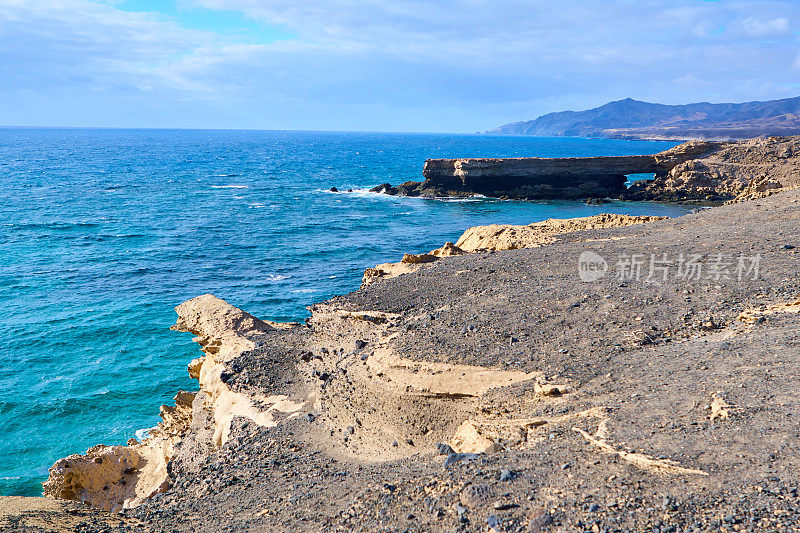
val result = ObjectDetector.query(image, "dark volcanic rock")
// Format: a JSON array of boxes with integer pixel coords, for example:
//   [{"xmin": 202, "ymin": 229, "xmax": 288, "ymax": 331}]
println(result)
[
  {"xmin": 624, "ymin": 136, "xmax": 800, "ymax": 202},
  {"xmin": 419, "ymin": 155, "xmax": 654, "ymax": 199},
  {"xmin": 371, "ymin": 141, "xmax": 721, "ymax": 200},
  {"xmin": 372, "ymin": 136, "xmax": 800, "ymax": 203}
]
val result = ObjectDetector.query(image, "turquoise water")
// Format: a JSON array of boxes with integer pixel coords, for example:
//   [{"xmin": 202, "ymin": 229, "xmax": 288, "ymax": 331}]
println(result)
[{"xmin": 0, "ymin": 129, "xmax": 685, "ymax": 495}]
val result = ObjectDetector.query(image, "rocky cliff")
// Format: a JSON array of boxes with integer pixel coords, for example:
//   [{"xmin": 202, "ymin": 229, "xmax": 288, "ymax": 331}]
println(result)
[
  {"xmin": 626, "ymin": 136, "xmax": 800, "ymax": 202},
  {"xmin": 419, "ymin": 155, "xmax": 656, "ymax": 199},
  {"xmin": 26, "ymin": 189, "xmax": 800, "ymax": 533},
  {"xmin": 25, "ymin": 189, "xmax": 800, "ymax": 532},
  {"xmin": 42, "ymin": 295, "xmax": 310, "ymax": 513},
  {"xmin": 367, "ymin": 136, "xmax": 800, "ymax": 203}
]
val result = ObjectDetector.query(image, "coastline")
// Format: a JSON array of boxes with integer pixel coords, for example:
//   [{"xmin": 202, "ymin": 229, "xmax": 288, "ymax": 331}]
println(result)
[
  {"xmin": 9, "ymin": 187, "xmax": 800, "ymax": 531},
  {"xmin": 1, "ymin": 130, "xmax": 689, "ymax": 500},
  {"xmin": 367, "ymin": 136, "xmax": 800, "ymax": 204}
]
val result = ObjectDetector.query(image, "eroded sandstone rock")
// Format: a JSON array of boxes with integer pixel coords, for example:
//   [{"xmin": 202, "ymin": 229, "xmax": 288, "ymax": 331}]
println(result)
[
  {"xmin": 42, "ymin": 389, "xmax": 194, "ymax": 512},
  {"xmin": 362, "ymin": 242, "xmax": 466, "ymax": 285},
  {"xmin": 362, "ymin": 214, "xmax": 663, "ymax": 285},
  {"xmin": 44, "ymin": 295, "xmax": 309, "ymax": 511},
  {"xmin": 455, "ymin": 213, "xmax": 665, "ymax": 252},
  {"xmin": 450, "ymin": 420, "xmax": 499, "ymax": 454}
]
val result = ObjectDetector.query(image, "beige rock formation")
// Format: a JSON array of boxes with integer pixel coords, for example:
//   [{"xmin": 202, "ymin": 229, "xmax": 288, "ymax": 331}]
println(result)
[
  {"xmin": 43, "ymin": 295, "xmax": 309, "ymax": 511},
  {"xmin": 363, "ymin": 214, "xmax": 664, "ymax": 284},
  {"xmin": 708, "ymin": 394, "xmax": 731, "ymax": 421},
  {"xmin": 362, "ymin": 242, "xmax": 466, "ymax": 285},
  {"xmin": 738, "ymin": 298, "xmax": 800, "ymax": 324},
  {"xmin": 455, "ymin": 213, "xmax": 666, "ymax": 252},
  {"xmin": 170, "ymin": 295, "xmax": 311, "ymax": 446},
  {"xmin": 303, "ymin": 304, "xmax": 542, "ymax": 463},
  {"xmin": 629, "ymin": 136, "xmax": 800, "ymax": 201},
  {"xmin": 42, "ymin": 389, "xmax": 193, "ymax": 512},
  {"xmin": 450, "ymin": 420, "xmax": 499, "ymax": 454}
]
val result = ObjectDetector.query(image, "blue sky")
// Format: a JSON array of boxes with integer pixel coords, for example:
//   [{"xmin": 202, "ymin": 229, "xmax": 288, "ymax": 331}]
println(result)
[{"xmin": 1, "ymin": 0, "xmax": 800, "ymax": 132}]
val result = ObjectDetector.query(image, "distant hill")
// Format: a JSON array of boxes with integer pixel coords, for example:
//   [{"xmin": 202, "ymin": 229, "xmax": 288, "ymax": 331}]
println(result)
[{"xmin": 488, "ymin": 97, "xmax": 800, "ymax": 140}]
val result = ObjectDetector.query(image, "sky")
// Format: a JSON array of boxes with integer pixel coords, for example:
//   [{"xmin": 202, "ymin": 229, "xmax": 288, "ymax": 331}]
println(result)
[{"xmin": 1, "ymin": 0, "xmax": 800, "ymax": 132}]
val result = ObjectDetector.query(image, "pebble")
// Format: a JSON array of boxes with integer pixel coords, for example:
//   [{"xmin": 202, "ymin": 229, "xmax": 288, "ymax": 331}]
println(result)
[
  {"xmin": 492, "ymin": 500, "xmax": 517, "ymax": 510},
  {"xmin": 527, "ymin": 509, "xmax": 553, "ymax": 532},
  {"xmin": 436, "ymin": 443, "xmax": 455, "ymax": 455},
  {"xmin": 444, "ymin": 452, "xmax": 478, "ymax": 469},
  {"xmin": 460, "ymin": 483, "xmax": 494, "ymax": 508},
  {"xmin": 346, "ymin": 426, "xmax": 355, "ymax": 435},
  {"xmin": 499, "ymin": 469, "xmax": 514, "ymax": 482}
]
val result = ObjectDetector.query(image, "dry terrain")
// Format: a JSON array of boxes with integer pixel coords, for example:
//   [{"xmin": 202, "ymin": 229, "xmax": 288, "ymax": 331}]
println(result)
[{"xmin": 4, "ymin": 189, "xmax": 800, "ymax": 532}]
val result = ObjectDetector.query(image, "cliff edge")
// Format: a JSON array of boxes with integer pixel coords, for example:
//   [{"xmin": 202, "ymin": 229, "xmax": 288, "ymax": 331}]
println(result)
[
  {"xmin": 368, "ymin": 136, "xmax": 800, "ymax": 202},
  {"xmin": 28, "ymin": 189, "xmax": 800, "ymax": 532}
]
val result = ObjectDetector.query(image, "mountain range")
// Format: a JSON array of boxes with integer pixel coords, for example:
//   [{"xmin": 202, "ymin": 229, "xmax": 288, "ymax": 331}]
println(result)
[{"xmin": 488, "ymin": 96, "xmax": 800, "ymax": 140}]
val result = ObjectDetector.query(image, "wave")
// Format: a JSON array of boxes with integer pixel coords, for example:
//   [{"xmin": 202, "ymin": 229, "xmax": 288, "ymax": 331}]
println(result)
[
  {"xmin": 5, "ymin": 222, "xmax": 100, "ymax": 231},
  {"xmin": 319, "ymin": 188, "xmax": 496, "ymax": 203},
  {"xmin": 212, "ymin": 174, "xmax": 241, "ymax": 178},
  {"xmin": 434, "ymin": 195, "xmax": 492, "ymax": 203},
  {"xmin": 135, "ymin": 427, "xmax": 155, "ymax": 442},
  {"xmin": 266, "ymin": 274, "xmax": 291, "ymax": 281},
  {"xmin": 211, "ymin": 184, "xmax": 248, "ymax": 189}
]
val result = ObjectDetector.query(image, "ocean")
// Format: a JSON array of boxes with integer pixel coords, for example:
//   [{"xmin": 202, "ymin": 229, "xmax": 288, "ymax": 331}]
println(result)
[{"xmin": 0, "ymin": 128, "xmax": 688, "ymax": 496}]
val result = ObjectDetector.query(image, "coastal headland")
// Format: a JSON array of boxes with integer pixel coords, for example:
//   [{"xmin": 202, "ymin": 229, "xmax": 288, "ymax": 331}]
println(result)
[
  {"xmin": 487, "ymin": 97, "xmax": 800, "ymax": 141},
  {"xmin": 7, "ymin": 182, "xmax": 798, "ymax": 531},
  {"xmin": 368, "ymin": 136, "xmax": 800, "ymax": 202}
]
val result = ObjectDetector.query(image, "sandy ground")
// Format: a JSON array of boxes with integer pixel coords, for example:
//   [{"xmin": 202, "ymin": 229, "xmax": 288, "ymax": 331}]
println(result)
[
  {"xmin": 0, "ymin": 496, "xmax": 137, "ymax": 532},
  {"xmin": 7, "ymin": 189, "xmax": 800, "ymax": 532}
]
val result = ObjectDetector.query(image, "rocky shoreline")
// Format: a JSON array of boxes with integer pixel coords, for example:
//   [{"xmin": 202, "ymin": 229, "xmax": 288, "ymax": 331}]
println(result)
[
  {"xmin": 365, "ymin": 136, "xmax": 800, "ymax": 204},
  {"xmin": 4, "ymin": 189, "xmax": 800, "ymax": 531}
]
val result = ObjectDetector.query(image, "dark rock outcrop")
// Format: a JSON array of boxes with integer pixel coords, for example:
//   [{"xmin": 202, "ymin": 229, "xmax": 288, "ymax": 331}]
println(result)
[
  {"xmin": 370, "ymin": 136, "xmax": 800, "ymax": 203},
  {"xmin": 371, "ymin": 141, "xmax": 722, "ymax": 200},
  {"xmin": 626, "ymin": 136, "xmax": 800, "ymax": 202},
  {"xmin": 418, "ymin": 154, "xmax": 656, "ymax": 199}
]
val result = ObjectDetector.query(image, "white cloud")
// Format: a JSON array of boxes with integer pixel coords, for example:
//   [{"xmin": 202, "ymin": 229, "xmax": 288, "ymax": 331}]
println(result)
[
  {"xmin": 690, "ymin": 20, "xmax": 716, "ymax": 38},
  {"xmin": 1, "ymin": 0, "xmax": 800, "ymax": 130},
  {"xmin": 0, "ymin": 0, "xmax": 209, "ymax": 89},
  {"xmin": 735, "ymin": 16, "xmax": 790, "ymax": 38}
]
